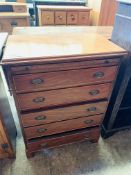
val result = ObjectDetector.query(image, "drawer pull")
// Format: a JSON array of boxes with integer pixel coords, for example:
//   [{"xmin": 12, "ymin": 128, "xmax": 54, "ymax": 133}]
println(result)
[
  {"xmin": 93, "ymin": 71, "xmax": 104, "ymax": 78},
  {"xmin": 58, "ymin": 16, "xmax": 63, "ymax": 19},
  {"xmin": 33, "ymin": 97, "xmax": 45, "ymax": 103},
  {"xmin": 37, "ymin": 128, "xmax": 47, "ymax": 133},
  {"xmin": 40, "ymin": 143, "xmax": 48, "ymax": 148},
  {"xmin": 89, "ymin": 90, "xmax": 100, "ymax": 96},
  {"xmin": 84, "ymin": 119, "xmax": 94, "ymax": 125},
  {"xmin": 35, "ymin": 116, "xmax": 46, "ymax": 120},
  {"xmin": 87, "ymin": 107, "xmax": 97, "ymax": 112},
  {"xmin": 46, "ymin": 16, "xmax": 50, "ymax": 19},
  {"xmin": 31, "ymin": 78, "xmax": 44, "ymax": 85},
  {"xmin": 11, "ymin": 21, "xmax": 18, "ymax": 26}
]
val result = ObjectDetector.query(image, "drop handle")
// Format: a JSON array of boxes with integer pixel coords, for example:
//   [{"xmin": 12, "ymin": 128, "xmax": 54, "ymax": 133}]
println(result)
[
  {"xmin": 87, "ymin": 107, "xmax": 97, "ymax": 112},
  {"xmin": 37, "ymin": 128, "xmax": 47, "ymax": 133},
  {"xmin": 33, "ymin": 97, "xmax": 45, "ymax": 103},
  {"xmin": 93, "ymin": 71, "xmax": 104, "ymax": 78},
  {"xmin": 11, "ymin": 21, "xmax": 18, "ymax": 26},
  {"xmin": 31, "ymin": 78, "xmax": 44, "ymax": 85},
  {"xmin": 89, "ymin": 90, "xmax": 100, "ymax": 96},
  {"xmin": 58, "ymin": 15, "xmax": 63, "ymax": 19},
  {"xmin": 35, "ymin": 115, "xmax": 46, "ymax": 120},
  {"xmin": 84, "ymin": 119, "xmax": 94, "ymax": 125}
]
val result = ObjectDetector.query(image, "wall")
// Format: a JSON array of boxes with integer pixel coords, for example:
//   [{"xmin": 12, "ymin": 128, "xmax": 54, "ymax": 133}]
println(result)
[{"xmin": 88, "ymin": 0, "xmax": 102, "ymax": 25}]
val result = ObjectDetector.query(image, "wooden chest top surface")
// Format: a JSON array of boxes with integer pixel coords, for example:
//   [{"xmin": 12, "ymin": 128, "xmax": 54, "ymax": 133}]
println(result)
[{"xmin": 2, "ymin": 33, "xmax": 126, "ymax": 65}]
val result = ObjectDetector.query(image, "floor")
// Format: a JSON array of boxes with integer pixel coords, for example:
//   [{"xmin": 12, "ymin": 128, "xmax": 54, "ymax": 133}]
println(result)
[{"xmin": 1, "ymin": 71, "xmax": 131, "ymax": 175}]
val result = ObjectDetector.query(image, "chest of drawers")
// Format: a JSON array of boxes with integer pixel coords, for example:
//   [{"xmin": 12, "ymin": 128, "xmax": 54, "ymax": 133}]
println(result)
[
  {"xmin": 1, "ymin": 32, "xmax": 126, "ymax": 157},
  {"xmin": 0, "ymin": 13, "xmax": 30, "ymax": 34},
  {"xmin": 38, "ymin": 5, "xmax": 91, "ymax": 26}
]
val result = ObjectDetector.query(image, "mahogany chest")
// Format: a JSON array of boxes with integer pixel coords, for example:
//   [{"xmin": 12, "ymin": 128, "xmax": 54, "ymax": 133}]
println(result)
[{"xmin": 1, "ymin": 32, "xmax": 126, "ymax": 157}]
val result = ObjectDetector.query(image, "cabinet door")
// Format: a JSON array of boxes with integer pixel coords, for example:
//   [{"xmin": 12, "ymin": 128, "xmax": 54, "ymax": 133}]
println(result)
[
  {"xmin": 41, "ymin": 11, "xmax": 55, "ymax": 25},
  {"xmin": 78, "ymin": 11, "xmax": 90, "ymax": 25},
  {"xmin": 55, "ymin": 11, "xmax": 66, "ymax": 25},
  {"xmin": 67, "ymin": 11, "xmax": 78, "ymax": 25}
]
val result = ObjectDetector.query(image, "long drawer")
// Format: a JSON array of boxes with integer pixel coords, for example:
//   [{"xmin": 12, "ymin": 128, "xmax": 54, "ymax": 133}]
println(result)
[
  {"xmin": 27, "ymin": 127, "xmax": 100, "ymax": 152},
  {"xmin": 11, "ymin": 59, "xmax": 119, "ymax": 75},
  {"xmin": 13, "ymin": 66, "xmax": 117, "ymax": 93},
  {"xmin": 21, "ymin": 101, "xmax": 108, "ymax": 127},
  {"xmin": 17, "ymin": 83, "xmax": 111, "ymax": 111},
  {"xmin": 24, "ymin": 114, "xmax": 103, "ymax": 139}
]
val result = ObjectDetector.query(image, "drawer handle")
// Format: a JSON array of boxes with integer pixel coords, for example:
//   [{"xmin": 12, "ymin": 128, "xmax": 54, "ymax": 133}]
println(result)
[
  {"xmin": 31, "ymin": 78, "xmax": 44, "ymax": 85},
  {"xmin": 87, "ymin": 107, "xmax": 97, "ymax": 112},
  {"xmin": 40, "ymin": 143, "xmax": 48, "ymax": 148},
  {"xmin": 84, "ymin": 119, "xmax": 94, "ymax": 125},
  {"xmin": 93, "ymin": 71, "xmax": 104, "ymax": 78},
  {"xmin": 58, "ymin": 16, "xmax": 63, "ymax": 19},
  {"xmin": 33, "ymin": 97, "xmax": 45, "ymax": 103},
  {"xmin": 46, "ymin": 16, "xmax": 50, "ymax": 19},
  {"xmin": 35, "ymin": 115, "xmax": 46, "ymax": 120},
  {"xmin": 37, "ymin": 128, "xmax": 47, "ymax": 133},
  {"xmin": 89, "ymin": 90, "xmax": 100, "ymax": 96},
  {"xmin": 11, "ymin": 21, "xmax": 18, "ymax": 26}
]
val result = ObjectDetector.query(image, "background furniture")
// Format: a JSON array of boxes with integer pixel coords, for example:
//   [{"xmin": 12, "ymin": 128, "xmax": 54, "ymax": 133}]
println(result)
[
  {"xmin": 0, "ymin": 33, "xmax": 17, "ymax": 159},
  {"xmin": 33, "ymin": 0, "xmax": 86, "ymax": 25},
  {"xmin": 98, "ymin": 0, "xmax": 118, "ymax": 26},
  {"xmin": 0, "ymin": 2, "xmax": 30, "ymax": 33},
  {"xmin": 2, "ymin": 30, "xmax": 126, "ymax": 157},
  {"xmin": 0, "ymin": 13, "xmax": 30, "ymax": 33},
  {"xmin": 0, "ymin": 2, "xmax": 27, "ymax": 12},
  {"xmin": 37, "ymin": 5, "xmax": 91, "ymax": 26},
  {"xmin": 101, "ymin": 0, "xmax": 131, "ymax": 138}
]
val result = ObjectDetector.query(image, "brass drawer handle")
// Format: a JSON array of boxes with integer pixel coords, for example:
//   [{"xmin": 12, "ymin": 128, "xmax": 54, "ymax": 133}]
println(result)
[
  {"xmin": 58, "ymin": 15, "xmax": 63, "ymax": 19},
  {"xmin": 89, "ymin": 90, "xmax": 100, "ymax": 96},
  {"xmin": 93, "ymin": 71, "xmax": 104, "ymax": 78},
  {"xmin": 46, "ymin": 16, "xmax": 50, "ymax": 19},
  {"xmin": 40, "ymin": 143, "xmax": 48, "ymax": 148},
  {"xmin": 33, "ymin": 97, "xmax": 45, "ymax": 103},
  {"xmin": 11, "ymin": 21, "xmax": 18, "ymax": 26},
  {"xmin": 35, "ymin": 115, "xmax": 46, "ymax": 120},
  {"xmin": 87, "ymin": 107, "xmax": 97, "ymax": 112},
  {"xmin": 84, "ymin": 119, "xmax": 94, "ymax": 125},
  {"xmin": 37, "ymin": 128, "xmax": 47, "ymax": 133},
  {"xmin": 31, "ymin": 78, "xmax": 44, "ymax": 85}
]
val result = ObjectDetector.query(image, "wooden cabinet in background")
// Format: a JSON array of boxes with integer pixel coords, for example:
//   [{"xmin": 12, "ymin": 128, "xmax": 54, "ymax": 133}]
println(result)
[
  {"xmin": 99, "ymin": 0, "xmax": 118, "ymax": 26},
  {"xmin": 0, "ymin": 13, "xmax": 30, "ymax": 34},
  {"xmin": 38, "ymin": 5, "xmax": 92, "ymax": 26},
  {"xmin": 0, "ymin": 2, "xmax": 27, "ymax": 13}
]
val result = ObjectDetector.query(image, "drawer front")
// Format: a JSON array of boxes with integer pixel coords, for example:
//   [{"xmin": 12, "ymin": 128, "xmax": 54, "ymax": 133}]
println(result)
[
  {"xmin": 55, "ymin": 11, "xmax": 66, "ymax": 25},
  {"xmin": 13, "ymin": 5, "xmax": 27, "ymax": 13},
  {"xmin": 13, "ymin": 66, "xmax": 117, "ymax": 93},
  {"xmin": 24, "ymin": 114, "xmax": 103, "ymax": 139},
  {"xmin": 17, "ymin": 83, "xmax": 111, "ymax": 111},
  {"xmin": 78, "ymin": 11, "xmax": 90, "ymax": 25},
  {"xmin": 11, "ymin": 59, "xmax": 120, "ymax": 75},
  {"xmin": 27, "ymin": 127, "xmax": 100, "ymax": 152},
  {"xmin": 21, "ymin": 101, "xmax": 108, "ymax": 127},
  {"xmin": 41, "ymin": 11, "xmax": 54, "ymax": 25},
  {"xmin": 67, "ymin": 11, "xmax": 78, "ymax": 25},
  {"xmin": 0, "ymin": 18, "xmax": 29, "ymax": 33}
]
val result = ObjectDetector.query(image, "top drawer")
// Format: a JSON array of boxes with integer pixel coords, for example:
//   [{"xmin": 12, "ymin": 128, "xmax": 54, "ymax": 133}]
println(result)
[
  {"xmin": 11, "ymin": 59, "xmax": 120, "ymax": 75},
  {"xmin": 12, "ymin": 66, "xmax": 118, "ymax": 93}
]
